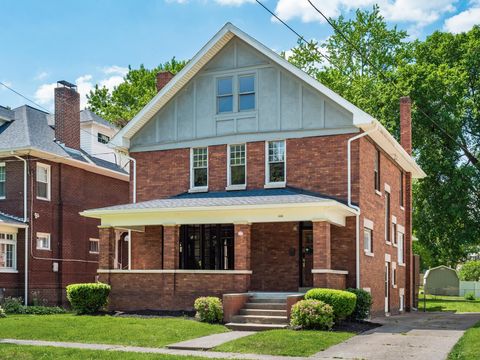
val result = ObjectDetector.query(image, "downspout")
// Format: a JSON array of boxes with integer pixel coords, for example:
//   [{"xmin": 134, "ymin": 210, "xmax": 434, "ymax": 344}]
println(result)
[
  {"xmin": 13, "ymin": 155, "xmax": 28, "ymax": 306},
  {"xmin": 347, "ymin": 123, "xmax": 378, "ymax": 289}
]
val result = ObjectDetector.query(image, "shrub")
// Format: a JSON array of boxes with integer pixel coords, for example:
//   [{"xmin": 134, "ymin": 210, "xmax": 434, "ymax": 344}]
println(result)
[
  {"xmin": 194, "ymin": 297, "xmax": 223, "ymax": 323},
  {"xmin": 290, "ymin": 299, "xmax": 334, "ymax": 330},
  {"xmin": 1, "ymin": 297, "xmax": 24, "ymax": 314},
  {"xmin": 346, "ymin": 288, "xmax": 372, "ymax": 320},
  {"xmin": 0, "ymin": 306, "xmax": 6, "ymax": 318},
  {"xmin": 66, "ymin": 283, "xmax": 111, "ymax": 315},
  {"xmin": 459, "ymin": 261, "xmax": 480, "ymax": 281},
  {"xmin": 305, "ymin": 288, "xmax": 356, "ymax": 320},
  {"xmin": 464, "ymin": 292, "xmax": 476, "ymax": 301},
  {"xmin": 23, "ymin": 306, "xmax": 66, "ymax": 315}
]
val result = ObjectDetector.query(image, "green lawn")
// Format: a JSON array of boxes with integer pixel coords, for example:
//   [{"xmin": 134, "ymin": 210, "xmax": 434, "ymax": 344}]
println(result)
[
  {"xmin": 0, "ymin": 344, "xmax": 228, "ymax": 360},
  {"xmin": 448, "ymin": 321, "xmax": 480, "ymax": 360},
  {"xmin": 214, "ymin": 329, "xmax": 354, "ymax": 357},
  {"xmin": 0, "ymin": 315, "xmax": 227, "ymax": 348},
  {"xmin": 419, "ymin": 295, "xmax": 480, "ymax": 313}
]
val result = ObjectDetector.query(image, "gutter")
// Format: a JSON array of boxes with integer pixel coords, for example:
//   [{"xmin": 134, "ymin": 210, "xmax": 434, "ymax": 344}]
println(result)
[{"xmin": 347, "ymin": 123, "xmax": 378, "ymax": 289}]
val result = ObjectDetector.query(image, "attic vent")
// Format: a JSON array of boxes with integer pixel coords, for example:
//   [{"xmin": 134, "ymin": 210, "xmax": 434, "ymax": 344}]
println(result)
[{"xmin": 57, "ymin": 80, "xmax": 77, "ymax": 91}]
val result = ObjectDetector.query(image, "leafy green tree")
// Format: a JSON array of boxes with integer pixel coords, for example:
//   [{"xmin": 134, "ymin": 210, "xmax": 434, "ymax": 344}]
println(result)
[
  {"xmin": 87, "ymin": 58, "xmax": 187, "ymax": 127},
  {"xmin": 459, "ymin": 260, "xmax": 480, "ymax": 281}
]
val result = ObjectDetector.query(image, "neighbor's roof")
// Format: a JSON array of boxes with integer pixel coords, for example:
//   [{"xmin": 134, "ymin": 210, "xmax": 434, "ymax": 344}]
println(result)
[
  {"xmin": 0, "ymin": 211, "xmax": 27, "ymax": 228},
  {"xmin": 80, "ymin": 109, "xmax": 116, "ymax": 129},
  {"xmin": 110, "ymin": 22, "xmax": 425, "ymax": 179}
]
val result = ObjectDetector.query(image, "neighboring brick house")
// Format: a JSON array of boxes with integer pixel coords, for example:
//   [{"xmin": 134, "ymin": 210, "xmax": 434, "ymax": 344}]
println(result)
[
  {"xmin": 82, "ymin": 23, "xmax": 425, "ymax": 321},
  {"xmin": 0, "ymin": 81, "xmax": 129, "ymax": 305}
]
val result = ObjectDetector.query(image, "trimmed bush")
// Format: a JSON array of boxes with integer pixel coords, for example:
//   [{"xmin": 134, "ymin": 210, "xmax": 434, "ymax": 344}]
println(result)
[
  {"xmin": 290, "ymin": 299, "xmax": 334, "ymax": 330},
  {"xmin": 464, "ymin": 291, "xmax": 476, "ymax": 301},
  {"xmin": 194, "ymin": 296, "xmax": 223, "ymax": 323},
  {"xmin": 1, "ymin": 297, "xmax": 24, "ymax": 314},
  {"xmin": 347, "ymin": 288, "xmax": 372, "ymax": 320},
  {"xmin": 23, "ymin": 306, "xmax": 66, "ymax": 315},
  {"xmin": 0, "ymin": 306, "xmax": 6, "ymax": 318},
  {"xmin": 66, "ymin": 283, "xmax": 111, "ymax": 314},
  {"xmin": 305, "ymin": 288, "xmax": 356, "ymax": 320}
]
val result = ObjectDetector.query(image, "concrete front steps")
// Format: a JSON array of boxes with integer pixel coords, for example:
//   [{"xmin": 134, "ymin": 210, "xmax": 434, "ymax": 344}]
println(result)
[{"xmin": 225, "ymin": 294, "xmax": 290, "ymax": 331}]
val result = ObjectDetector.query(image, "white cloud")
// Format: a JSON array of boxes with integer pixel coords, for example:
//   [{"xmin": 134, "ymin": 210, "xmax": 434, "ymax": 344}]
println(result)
[
  {"xmin": 99, "ymin": 75, "xmax": 125, "ymax": 91},
  {"xmin": 214, "ymin": 0, "xmax": 254, "ymax": 5},
  {"xmin": 0, "ymin": 80, "xmax": 12, "ymax": 91},
  {"xmin": 102, "ymin": 65, "xmax": 129, "ymax": 76},
  {"xmin": 34, "ymin": 82, "xmax": 56, "ymax": 107},
  {"xmin": 381, "ymin": 0, "xmax": 456, "ymax": 27},
  {"xmin": 34, "ymin": 71, "xmax": 49, "ymax": 81},
  {"xmin": 444, "ymin": 6, "xmax": 480, "ymax": 33}
]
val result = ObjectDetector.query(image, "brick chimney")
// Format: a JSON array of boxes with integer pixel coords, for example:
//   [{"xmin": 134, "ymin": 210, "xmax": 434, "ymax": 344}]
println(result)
[
  {"xmin": 400, "ymin": 96, "xmax": 412, "ymax": 155},
  {"xmin": 156, "ymin": 71, "xmax": 174, "ymax": 92},
  {"xmin": 55, "ymin": 80, "xmax": 80, "ymax": 150}
]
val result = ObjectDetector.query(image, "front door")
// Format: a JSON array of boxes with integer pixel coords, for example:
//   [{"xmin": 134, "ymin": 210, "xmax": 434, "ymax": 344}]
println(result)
[
  {"xmin": 385, "ymin": 261, "xmax": 390, "ymax": 313},
  {"xmin": 301, "ymin": 229, "xmax": 314, "ymax": 287}
]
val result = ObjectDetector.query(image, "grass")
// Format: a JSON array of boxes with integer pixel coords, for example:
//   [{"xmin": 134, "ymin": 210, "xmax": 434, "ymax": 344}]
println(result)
[
  {"xmin": 419, "ymin": 294, "xmax": 480, "ymax": 313},
  {"xmin": 0, "ymin": 344, "xmax": 228, "ymax": 360},
  {"xmin": 0, "ymin": 314, "xmax": 227, "ymax": 348},
  {"xmin": 214, "ymin": 329, "xmax": 355, "ymax": 357},
  {"xmin": 448, "ymin": 321, "xmax": 480, "ymax": 360}
]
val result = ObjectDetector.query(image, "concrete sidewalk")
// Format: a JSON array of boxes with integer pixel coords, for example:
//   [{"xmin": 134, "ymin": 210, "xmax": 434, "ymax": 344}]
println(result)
[{"xmin": 167, "ymin": 331, "xmax": 255, "ymax": 350}]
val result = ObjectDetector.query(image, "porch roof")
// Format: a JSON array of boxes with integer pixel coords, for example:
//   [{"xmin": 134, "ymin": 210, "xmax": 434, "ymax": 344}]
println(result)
[
  {"xmin": 0, "ymin": 211, "xmax": 28, "ymax": 229},
  {"xmin": 81, "ymin": 188, "xmax": 358, "ymax": 228}
]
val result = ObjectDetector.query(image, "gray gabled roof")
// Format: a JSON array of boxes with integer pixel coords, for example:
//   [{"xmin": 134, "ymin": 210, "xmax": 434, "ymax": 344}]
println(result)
[
  {"xmin": 80, "ymin": 109, "xmax": 116, "ymax": 129},
  {"xmin": 0, "ymin": 211, "xmax": 26, "ymax": 227}
]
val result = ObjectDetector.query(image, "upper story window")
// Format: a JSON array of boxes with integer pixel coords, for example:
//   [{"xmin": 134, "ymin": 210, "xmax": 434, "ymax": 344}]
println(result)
[
  {"xmin": 0, "ymin": 162, "xmax": 5, "ymax": 199},
  {"xmin": 399, "ymin": 171, "xmax": 404, "ymax": 208},
  {"xmin": 374, "ymin": 149, "xmax": 380, "ymax": 191},
  {"xmin": 36, "ymin": 163, "xmax": 51, "ymax": 201},
  {"xmin": 217, "ymin": 77, "xmax": 233, "ymax": 114},
  {"xmin": 97, "ymin": 133, "xmax": 110, "ymax": 144},
  {"xmin": 385, "ymin": 190, "xmax": 391, "ymax": 243},
  {"xmin": 238, "ymin": 75, "xmax": 255, "ymax": 112},
  {"xmin": 228, "ymin": 144, "xmax": 246, "ymax": 188},
  {"xmin": 191, "ymin": 147, "xmax": 208, "ymax": 190},
  {"xmin": 0, "ymin": 232, "xmax": 16, "ymax": 270},
  {"xmin": 266, "ymin": 140, "xmax": 286, "ymax": 186},
  {"xmin": 398, "ymin": 231, "xmax": 405, "ymax": 265},
  {"xmin": 364, "ymin": 227, "xmax": 373, "ymax": 254},
  {"xmin": 36, "ymin": 232, "xmax": 51, "ymax": 250}
]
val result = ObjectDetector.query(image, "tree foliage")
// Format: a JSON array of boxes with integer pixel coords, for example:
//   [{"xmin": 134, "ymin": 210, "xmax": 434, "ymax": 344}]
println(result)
[
  {"xmin": 459, "ymin": 260, "xmax": 480, "ymax": 281},
  {"xmin": 87, "ymin": 58, "xmax": 187, "ymax": 127}
]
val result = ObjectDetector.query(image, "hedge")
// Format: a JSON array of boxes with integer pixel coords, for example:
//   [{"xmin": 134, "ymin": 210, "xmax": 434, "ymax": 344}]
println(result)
[
  {"xmin": 290, "ymin": 299, "xmax": 334, "ymax": 330},
  {"xmin": 346, "ymin": 288, "xmax": 372, "ymax": 320},
  {"xmin": 66, "ymin": 283, "xmax": 111, "ymax": 314},
  {"xmin": 305, "ymin": 288, "xmax": 356, "ymax": 320},
  {"xmin": 194, "ymin": 297, "xmax": 223, "ymax": 323}
]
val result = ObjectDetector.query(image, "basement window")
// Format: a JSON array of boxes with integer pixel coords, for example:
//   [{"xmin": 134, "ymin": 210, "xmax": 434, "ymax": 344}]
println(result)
[
  {"xmin": 0, "ymin": 162, "xmax": 5, "ymax": 199},
  {"xmin": 36, "ymin": 232, "xmax": 51, "ymax": 251},
  {"xmin": 36, "ymin": 163, "xmax": 51, "ymax": 201},
  {"xmin": 0, "ymin": 233, "xmax": 16, "ymax": 270},
  {"xmin": 89, "ymin": 238, "xmax": 100, "ymax": 254}
]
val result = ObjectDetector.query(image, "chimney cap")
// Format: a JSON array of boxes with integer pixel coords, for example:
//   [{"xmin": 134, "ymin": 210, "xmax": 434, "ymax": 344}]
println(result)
[{"xmin": 57, "ymin": 80, "xmax": 77, "ymax": 91}]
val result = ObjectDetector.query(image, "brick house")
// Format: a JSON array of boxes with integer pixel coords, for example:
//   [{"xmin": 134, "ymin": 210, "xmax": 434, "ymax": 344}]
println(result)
[
  {"xmin": 82, "ymin": 23, "xmax": 425, "ymax": 322},
  {"xmin": 0, "ymin": 81, "xmax": 129, "ymax": 305}
]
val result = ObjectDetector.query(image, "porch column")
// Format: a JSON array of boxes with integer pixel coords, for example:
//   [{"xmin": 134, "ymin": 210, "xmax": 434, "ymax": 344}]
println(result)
[
  {"xmin": 163, "ymin": 225, "xmax": 180, "ymax": 269},
  {"xmin": 99, "ymin": 226, "xmax": 115, "ymax": 269},
  {"xmin": 313, "ymin": 221, "xmax": 331, "ymax": 271},
  {"xmin": 234, "ymin": 223, "xmax": 251, "ymax": 270}
]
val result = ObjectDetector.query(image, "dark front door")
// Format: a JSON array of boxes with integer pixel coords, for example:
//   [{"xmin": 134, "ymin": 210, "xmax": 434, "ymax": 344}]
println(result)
[{"xmin": 301, "ymin": 228, "xmax": 314, "ymax": 287}]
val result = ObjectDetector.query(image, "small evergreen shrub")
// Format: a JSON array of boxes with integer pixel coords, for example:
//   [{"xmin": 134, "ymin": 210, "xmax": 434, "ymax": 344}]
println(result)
[
  {"xmin": 346, "ymin": 288, "xmax": 373, "ymax": 320},
  {"xmin": 0, "ymin": 306, "xmax": 6, "ymax": 318},
  {"xmin": 1, "ymin": 297, "xmax": 24, "ymax": 314},
  {"xmin": 290, "ymin": 299, "xmax": 334, "ymax": 330},
  {"xmin": 194, "ymin": 296, "xmax": 223, "ymax": 323},
  {"xmin": 66, "ymin": 283, "xmax": 111, "ymax": 315},
  {"xmin": 23, "ymin": 306, "xmax": 66, "ymax": 315},
  {"xmin": 464, "ymin": 292, "xmax": 476, "ymax": 301},
  {"xmin": 305, "ymin": 288, "xmax": 356, "ymax": 320}
]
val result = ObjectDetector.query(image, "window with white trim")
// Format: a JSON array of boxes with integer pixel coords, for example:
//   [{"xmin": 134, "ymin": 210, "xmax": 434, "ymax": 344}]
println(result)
[
  {"xmin": 0, "ymin": 232, "xmax": 16, "ymax": 270},
  {"xmin": 392, "ymin": 222, "xmax": 397, "ymax": 245},
  {"xmin": 36, "ymin": 163, "xmax": 51, "ymax": 201},
  {"xmin": 191, "ymin": 147, "xmax": 208, "ymax": 189},
  {"xmin": 392, "ymin": 262, "xmax": 397, "ymax": 287},
  {"xmin": 399, "ymin": 171, "xmax": 404, "ymax": 207},
  {"xmin": 385, "ymin": 190, "xmax": 391, "ymax": 243},
  {"xmin": 364, "ymin": 228, "xmax": 373, "ymax": 254},
  {"xmin": 374, "ymin": 149, "xmax": 380, "ymax": 191},
  {"xmin": 217, "ymin": 77, "xmax": 233, "ymax": 113},
  {"xmin": 36, "ymin": 233, "xmax": 51, "ymax": 250},
  {"xmin": 228, "ymin": 144, "xmax": 246, "ymax": 187},
  {"xmin": 97, "ymin": 133, "xmax": 110, "ymax": 144},
  {"xmin": 398, "ymin": 231, "xmax": 405, "ymax": 265},
  {"xmin": 238, "ymin": 75, "xmax": 255, "ymax": 112},
  {"xmin": 399, "ymin": 288, "xmax": 405, "ymax": 311},
  {"xmin": 266, "ymin": 140, "xmax": 286, "ymax": 185},
  {"xmin": 0, "ymin": 162, "xmax": 5, "ymax": 199},
  {"xmin": 89, "ymin": 238, "xmax": 99, "ymax": 254}
]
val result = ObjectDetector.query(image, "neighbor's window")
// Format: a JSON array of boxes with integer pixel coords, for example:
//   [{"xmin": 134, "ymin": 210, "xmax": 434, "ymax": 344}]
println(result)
[
  {"xmin": 266, "ymin": 140, "xmax": 286, "ymax": 185},
  {"xmin": 398, "ymin": 232, "xmax": 405, "ymax": 264},
  {"xmin": 217, "ymin": 77, "xmax": 233, "ymax": 113},
  {"xmin": 191, "ymin": 147, "xmax": 208, "ymax": 189},
  {"xmin": 0, "ymin": 162, "xmax": 5, "ymax": 199},
  {"xmin": 392, "ymin": 263, "xmax": 397, "ymax": 287},
  {"xmin": 374, "ymin": 149, "xmax": 380, "ymax": 191},
  {"xmin": 0, "ymin": 233, "xmax": 16, "ymax": 270},
  {"xmin": 364, "ymin": 228, "xmax": 373, "ymax": 253},
  {"xmin": 392, "ymin": 222, "xmax": 397, "ymax": 245},
  {"xmin": 238, "ymin": 75, "xmax": 255, "ymax": 111},
  {"xmin": 228, "ymin": 144, "xmax": 246, "ymax": 187},
  {"xmin": 36, "ymin": 232, "xmax": 51, "ymax": 250},
  {"xmin": 400, "ymin": 171, "xmax": 404, "ymax": 207},
  {"xmin": 385, "ymin": 191, "xmax": 391, "ymax": 242},
  {"xmin": 97, "ymin": 133, "xmax": 110, "ymax": 144},
  {"xmin": 89, "ymin": 238, "xmax": 99, "ymax": 254},
  {"xmin": 36, "ymin": 163, "xmax": 51, "ymax": 201}
]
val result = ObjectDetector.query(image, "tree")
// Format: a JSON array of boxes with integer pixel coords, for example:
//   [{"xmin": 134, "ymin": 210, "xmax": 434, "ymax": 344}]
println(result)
[
  {"xmin": 459, "ymin": 260, "xmax": 480, "ymax": 281},
  {"xmin": 87, "ymin": 58, "xmax": 187, "ymax": 127}
]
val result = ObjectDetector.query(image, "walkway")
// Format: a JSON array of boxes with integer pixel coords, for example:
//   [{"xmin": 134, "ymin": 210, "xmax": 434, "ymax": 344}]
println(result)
[{"xmin": 167, "ymin": 331, "xmax": 255, "ymax": 350}]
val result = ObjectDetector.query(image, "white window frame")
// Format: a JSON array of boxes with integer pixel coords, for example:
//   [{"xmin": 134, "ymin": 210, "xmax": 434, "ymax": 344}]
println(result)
[
  {"xmin": 392, "ymin": 261, "xmax": 397, "ymax": 288},
  {"xmin": 385, "ymin": 184, "xmax": 391, "ymax": 244},
  {"xmin": 189, "ymin": 147, "xmax": 208, "ymax": 192},
  {"xmin": 363, "ymin": 218, "xmax": 374, "ymax": 256},
  {"xmin": 0, "ymin": 232, "xmax": 17, "ymax": 271},
  {"xmin": 399, "ymin": 288, "xmax": 405, "ymax": 311},
  {"xmin": 226, "ymin": 143, "xmax": 247, "ymax": 190},
  {"xmin": 216, "ymin": 76, "xmax": 234, "ymax": 114},
  {"xmin": 238, "ymin": 74, "xmax": 256, "ymax": 112},
  {"xmin": 36, "ymin": 163, "xmax": 51, "ymax": 201},
  {"xmin": 398, "ymin": 225, "xmax": 405, "ymax": 265},
  {"xmin": 97, "ymin": 132, "xmax": 110, "ymax": 144},
  {"xmin": 265, "ymin": 140, "xmax": 286, "ymax": 188},
  {"xmin": 391, "ymin": 215, "xmax": 397, "ymax": 246},
  {"xmin": 36, "ymin": 232, "xmax": 51, "ymax": 251},
  {"xmin": 0, "ymin": 162, "xmax": 5, "ymax": 199},
  {"xmin": 89, "ymin": 238, "xmax": 100, "ymax": 254}
]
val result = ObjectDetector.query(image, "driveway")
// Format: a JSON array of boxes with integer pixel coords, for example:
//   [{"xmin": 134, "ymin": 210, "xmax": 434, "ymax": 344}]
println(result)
[{"xmin": 313, "ymin": 312, "xmax": 480, "ymax": 360}]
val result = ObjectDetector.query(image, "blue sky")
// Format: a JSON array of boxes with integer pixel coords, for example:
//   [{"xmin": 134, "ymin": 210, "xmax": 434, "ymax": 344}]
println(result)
[{"xmin": 1, "ymin": 0, "xmax": 479, "ymax": 112}]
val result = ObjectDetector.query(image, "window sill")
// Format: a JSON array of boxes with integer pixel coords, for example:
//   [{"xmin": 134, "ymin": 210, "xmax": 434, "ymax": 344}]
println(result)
[
  {"xmin": 264, "ymin": 182, "xmax": 286, "ymax": 189},
  {"xmin": 375, "ymin": 190, "xmax": 382, "ymax": 196},
  {"xmin": 364, "ymin": 251, "xmax": 374, "ymax": 257},
  {"xmin": 386, "ymin": 241, "xmax": 392, "ymax": 246},
  {"xmin": 36, "ymin": 248, "xmax": 51, "ymax": 251},
  {"xmin": 188, "ymin": 187, "xmax": 208, "ymax": 193},
  {"xmin": 0, "ymin": 269, "xmax": 18, "ymax": 273},
  {"xmin": 398, "ymin": 263, "xmax": 406, "ymax": 267},
  {"xmin": 0, "ymin": 197, "xmax": 5, "ymax": 200},
  {"xmin": 89, "ymin": 252, "xmax": 99, "ymax": 255},
  {"xmin": 400, "ymin": 206, "xmax": 405, "ymax": 211},
  {"xmin": 393, "ymin": 243, "xmax": 398, "ymax": 248},
  {"xmin": 36, "ymin": 197, "xmax": 51, "ymax": 202},
  {"xmin": 393, "ymin": 285, "xmax": 397, "ymax": 289},
  {"xmin": 226, "ymin": 184, "xmax": 246, "ymax": 191}
]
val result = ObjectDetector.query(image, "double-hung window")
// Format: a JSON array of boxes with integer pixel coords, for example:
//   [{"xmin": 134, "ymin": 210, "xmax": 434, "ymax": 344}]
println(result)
[
  {"xmin": 217, "ymin": 77, "xmax": 233, "ymax": 113},
  {"xmin": 398, "ymin": 231, "xmax": 405, "ymax": 265},
  {"xmin": 89, "ymin": 238, "xmax": 100, "ymax": 254},
  {"xmin": 36, "ymin": 163, "xmax": 51, "ymax": 201},
  {"xmin": 364, "ymin": 228, "xmax": 373, "ymax": 254},
  {"xmin": 36, "ymin": 233, "xmax": 51, "ymax": 250},
  {"xmin": 385, "ymin": 190, "xmax": 391, "ymax": 243},
  {"xmin": 0, "ymin": 233, "xmax": 16, "ymax": 271},
  {"xmin": 238, "ymin": 75, "xmax": 255, "ymax": 111},
  {"xmin": 191, "ymin": 147, "xmax": 208, "ymax": 190},
  {"xmin": 266, "ymin": 140, "xmax": 286, "ymax": 186},
  {"xmin": 216, "ymin": 75, "xmax": 255, "ymax": 114},
  {"xmin": 0, "ymin": 162, "xmax": 5, "ymax": 199},
  {"xmin": 228, "ymin": 144, "xmax": 246, "ymax": 188},
  {"xmin": 399, "ymin": 171, "xmax": 404, "ymax": 208},
  {"xmin": 374, "ymin": 149, "xmax": 380, "ymax": 192}
]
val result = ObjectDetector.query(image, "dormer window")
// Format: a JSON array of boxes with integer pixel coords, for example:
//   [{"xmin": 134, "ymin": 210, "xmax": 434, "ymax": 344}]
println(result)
[
  {"xmin": 217, "ymin": 77, "xmax": 233, "ymax": 113},
  {"xmin": 98, "ymin": 133, "xmax": 110, "ymax": 144}
]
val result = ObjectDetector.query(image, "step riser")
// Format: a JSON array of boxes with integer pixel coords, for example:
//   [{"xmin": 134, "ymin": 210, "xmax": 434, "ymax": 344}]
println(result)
[
  {"xmin": 248, "ymin": 298, "xmax": 286, "ymax": 304},
  {"xmin": 226, "ymin": 323, "xmax": 288, "ymax": 331},
  {"xmin": 231, "ymin": 315, "xmax": 288, "ymax": 325},
  {"xmin": 244, "ymin": 303, "xmax": 286, "ymax": 310},
  {"xmin": 239, "ymin": 309, "xmax": 287, "ymax": 316}
]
